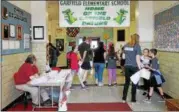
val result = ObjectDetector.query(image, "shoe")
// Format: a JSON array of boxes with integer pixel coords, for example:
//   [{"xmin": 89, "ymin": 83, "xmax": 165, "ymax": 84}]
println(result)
[
  {"xmin": 158, "ymin": 97, "xmax": 165, "ymax": 102},
  {"xmin": 66, "ymin": 90, "xmax": 71, "ymax": 96},
  {"xmin": 58, "ymin": 101, "xmax": 67, "ymax": 111},
  {"xmin": 81, "ymin": 86, "xmax": 88, "ymax": 90},
  {"xmin": 95, "ymin": 79, "xmax": 98, "ymax": 84},
  {"xmin": 83, "ymin": 81, "xmax": 87, "ymax": 86},
  {"xmin": 32, "ymin": 103, "xmax": 39, "ymax": 107},
  {"xmin": 143, "ymin": 98, "xmax": 151, "ymax": 103},
  {"xmin": 42, "ymin": 99, "xmax": 52, "ymax": 106},
  {"xmin": 143, "ymin": 92, "xmax": 147, "ymax": 96},
  {"xmin": 108, "ymin": 84, "xmax": 112, "ymax": 87},
  {"xmin": 98, "ymin": 83, "xmax": 103, "ymax": 87},
  {"xmin": 113, "ymin": 83, "xmax": 117, "ymax": 86},
  {"xmin": 122, "ymin": 100, "xmax": 126, "ymax": 103},
  {"xmin": 70, "ymin": 86, "xmax": 75, "ymax": 90}
]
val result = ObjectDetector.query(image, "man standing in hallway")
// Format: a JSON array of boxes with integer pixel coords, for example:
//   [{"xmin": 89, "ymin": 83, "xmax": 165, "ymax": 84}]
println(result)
[{"xmin": 78, "ymin": 37, "xmax": 91, "ymax": 87}]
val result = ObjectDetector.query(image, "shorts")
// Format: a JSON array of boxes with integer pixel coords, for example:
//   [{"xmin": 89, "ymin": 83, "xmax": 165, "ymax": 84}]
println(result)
[
  {"xmin": 81, "ymin": 62, "xmax": 91, "ymax": 70},
  {"xmin": 150, "ymin": 75, "xmax": 162, "ymax": 87}
]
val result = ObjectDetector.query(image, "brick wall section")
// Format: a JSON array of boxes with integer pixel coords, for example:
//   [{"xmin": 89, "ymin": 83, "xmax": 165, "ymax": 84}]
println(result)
[
  {"xmin": 1, "ymin": 53, "xmax": 30, "ymax": 108},
  {"xmin": 32, "ymin": 43, "xmax": 47, "ymax": 73},
  {"xmin": 158, "ymin": 52, "xmax": 179, "ymax": 99}
]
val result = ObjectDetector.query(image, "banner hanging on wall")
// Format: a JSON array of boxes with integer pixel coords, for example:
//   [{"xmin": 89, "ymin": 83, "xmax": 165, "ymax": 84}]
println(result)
[{"xmin": 59, "ymin": 0, "xmax": 130, "ymax": 27}]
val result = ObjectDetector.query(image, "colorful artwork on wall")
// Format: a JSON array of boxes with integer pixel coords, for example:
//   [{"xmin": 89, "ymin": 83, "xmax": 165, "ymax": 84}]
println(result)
[{"xmin": 154, "ymin": 4, "xmax": 179, "ymax": 52}]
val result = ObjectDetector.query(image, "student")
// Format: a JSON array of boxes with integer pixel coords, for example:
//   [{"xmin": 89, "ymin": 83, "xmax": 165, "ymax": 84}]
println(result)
[
  {"xmin": 122, "ymin": 34, "xmax": 142, "ymax": 103},
  {"xmin": 144, "ymin": 49, "xmax": 165, "ymax": 103},
  {"xmin": 68, "ymin": 46, "xmax": 87, "ymax": 90},
  {"xmin": 93, "ymin": 42, "xmax": 106, "ymax": 86},
  {"xmin": 14, "ymin": 54, "xmax": 52, "ymax": 106},
  {"xmin": 78, "ymin": 37, "xmax": 91, "ymax": 86},
  {"xmin": 140, "ymin": 48, "xmax": 151, "ymax": 95},
  {"xmin": 106, "ymin": 44, "xmax": 119, "ymax": 86}
]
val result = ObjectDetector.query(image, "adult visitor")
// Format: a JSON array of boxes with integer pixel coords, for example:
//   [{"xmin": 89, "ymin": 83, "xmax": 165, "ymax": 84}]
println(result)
[
  {"xmin": 49, "ymin": 43, "xmax": 60, "ymax": 67},
  {"xmin": 122, "ymin": 33, "xmax": 142, "ymax": 103}
]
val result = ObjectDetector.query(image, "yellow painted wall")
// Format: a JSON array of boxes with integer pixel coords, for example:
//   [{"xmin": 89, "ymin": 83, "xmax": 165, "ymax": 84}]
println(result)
[
  {"xmin": 113, "ymin": 1, "xmax": 137, "ymax": 48},
  {"xmin": 154, "ymin": 1, "xmax": 179, "ymax": 99}
]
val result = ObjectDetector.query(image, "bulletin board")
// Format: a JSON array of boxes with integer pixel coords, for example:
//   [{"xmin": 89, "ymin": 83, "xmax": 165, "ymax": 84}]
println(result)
[
  {"xmin": 1, "ymin": 1, "xmax": 32, "ymax": 55},
  {"xmin": 154, "ymin": 4, "xmax": 179, "ymax": 52}
]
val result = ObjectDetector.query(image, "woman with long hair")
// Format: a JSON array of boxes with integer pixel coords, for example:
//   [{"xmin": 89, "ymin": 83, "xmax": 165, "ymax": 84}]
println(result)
[{"xmin": 122, "ymin": 33, "xmax": 142, "ymax": 103}]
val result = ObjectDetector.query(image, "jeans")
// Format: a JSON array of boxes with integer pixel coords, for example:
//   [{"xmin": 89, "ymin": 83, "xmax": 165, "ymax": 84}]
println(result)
[
  {"xmin": 122, "ymin": 66, "xmax": 138, "ymax": 102},
  {"xmin": 94, "ymin": 63, "xmax": 105, "ymax": 83}
]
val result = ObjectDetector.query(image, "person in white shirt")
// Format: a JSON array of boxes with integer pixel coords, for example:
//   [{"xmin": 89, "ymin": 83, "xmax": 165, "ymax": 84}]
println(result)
[{"xmin": 140, "ymin": 48, "xmax": 151, "ymax": 96}]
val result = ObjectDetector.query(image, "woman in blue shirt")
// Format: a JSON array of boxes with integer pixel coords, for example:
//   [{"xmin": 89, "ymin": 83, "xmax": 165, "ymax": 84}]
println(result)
[{"xmin": 122, "ymin": 34, "xmax": 142, "ymax": 103}]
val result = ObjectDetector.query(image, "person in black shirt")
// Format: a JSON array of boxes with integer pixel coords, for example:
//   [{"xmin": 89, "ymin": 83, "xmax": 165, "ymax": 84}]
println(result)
[{"xmin": 93, "ymin": 41, "xmax": 106, "ymax": 86}]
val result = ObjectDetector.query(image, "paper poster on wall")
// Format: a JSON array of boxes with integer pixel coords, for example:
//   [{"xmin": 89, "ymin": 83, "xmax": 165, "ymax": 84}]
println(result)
[
  {"xmin": 2, "ymin": 40, "xmax": 9, "ymax": 50},
  {"xmin": 59, "ymin": 1, "xmax": 130, "ymax": 27},
  {"xmin": 15, "ymin": 41, "xmax": 20, "ymax": 49},
  {"xmin": 9, "ymin": 40, "xmax": 15, "ymax": 49},
  {"xmin": 24, "ymin": 33, "xmax": 30, "ymax": 49}
]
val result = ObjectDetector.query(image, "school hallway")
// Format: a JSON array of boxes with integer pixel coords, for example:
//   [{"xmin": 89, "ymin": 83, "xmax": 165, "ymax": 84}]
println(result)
[{"xmin": 69, "ymin": 69, "xmax": 166, "ymax": 111}]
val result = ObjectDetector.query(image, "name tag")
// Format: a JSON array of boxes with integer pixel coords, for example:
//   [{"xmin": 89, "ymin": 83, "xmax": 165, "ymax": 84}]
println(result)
[{"xmin": 125, "ymin": 47, "xmax": 134, "ymax": 51}]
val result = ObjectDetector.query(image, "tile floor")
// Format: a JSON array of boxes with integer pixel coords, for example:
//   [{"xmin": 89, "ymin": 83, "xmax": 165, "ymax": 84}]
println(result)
[
  {"xmin": 72, "ymin": 69, "xmax": 125, "ymax": 85},
  {"xmin": 70, "ymin": 69, "xmax": 166, "ymax": 111},
  {"xmin": 68, "ymin": 86, "xmax": 166, "ymax": 111}
]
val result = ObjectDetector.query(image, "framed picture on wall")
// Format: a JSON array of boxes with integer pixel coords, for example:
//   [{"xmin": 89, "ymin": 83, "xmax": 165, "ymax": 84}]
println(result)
[
  {"xmin": 33, "ymin": 26, "xmax": 44, "ymax": 40},
  {"xmin": 56, "ymin": 39, "xmax": 64, "ymax": 51},
  {"xmin": 2, "ymin": 24, "xmax": 9, "ymax": 39},
  {"xmin": 10, "ymin": 24, "xmax": 15, "ymax": 38},
  {"xmin": 2, "ymin": 6, "xmax": 8, "ymax": 20},
  {"xmin": 17, "ymin": 25, "xmax": 22, "ymax": 40}
]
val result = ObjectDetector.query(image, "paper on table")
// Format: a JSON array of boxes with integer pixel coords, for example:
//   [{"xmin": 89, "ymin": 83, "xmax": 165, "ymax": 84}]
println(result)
[
  {"xmin": 9, "ymin": 40, "xmax": 15, "ymax": 49},
  {"xmin": 15, "ymin": 41, "xmax": 20, "ymax": 49},
  {"xmin": 2, "ymin": 40, "xmax": 9, "ymax": 50}
]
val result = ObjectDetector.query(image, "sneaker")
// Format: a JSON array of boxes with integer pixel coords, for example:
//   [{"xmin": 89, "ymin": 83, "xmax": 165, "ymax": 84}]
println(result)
[
  {"xmin": 95, "ymin": 79, "xmax": 98, "ymax": 85},
  {"xmin": 65, "ymin": 90, "xmax": 71, "ymax": 96},
  {"xmin": 70, "ymin": 86, "xmax": 75, "ymax": 90},
  {"xmin": 42, "ymin": 99, "xmax": 53, "ymax": 106},
  {"xmin": 81, "ymin": 86, "xmax": 88, "ymax": 90},
  {"xmin": 113, "ymin": 83, "xmax": 117, "ymax": 86},
  {"xmin": 143, "ymin": 98, "xmax": 151, "ymax": 103},
  {"xmin": 58, "ymin": 101, "xmax": 67, "ymax": 111},
  {"xmin": 83, "ymin": 81, "xmax": 87, "ymax": 86},
  {"xmin": 122, "ymin": 100, "xmax": 126, "ymax": 103},
  {"xmin": 143, "ymin": 92, "xmax": 147, "ymax": 96},
  {"xmin": 98, "ymin": 83, "xmax": 103, "ymax": 87},
  {"xmin": 108, "ymin": 84, "xmax": 112, "ymax": 87}
]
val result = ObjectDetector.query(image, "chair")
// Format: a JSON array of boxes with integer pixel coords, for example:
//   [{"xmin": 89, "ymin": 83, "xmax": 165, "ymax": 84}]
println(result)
[{"xmin": 13, "ymin": 72, "xmax": 30, "ymax": 110}]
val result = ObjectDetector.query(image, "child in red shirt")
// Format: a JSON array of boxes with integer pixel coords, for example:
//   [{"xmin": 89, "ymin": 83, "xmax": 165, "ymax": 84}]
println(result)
[{"xmin": 68, "ymin": 46, "xmax": 86, "ymax": 90}]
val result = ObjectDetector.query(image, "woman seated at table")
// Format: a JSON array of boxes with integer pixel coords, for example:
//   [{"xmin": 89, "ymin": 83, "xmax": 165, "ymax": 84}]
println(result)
[{"xmin": 14, "ymin": 54, "xmax": 52, "ymax": 106}]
